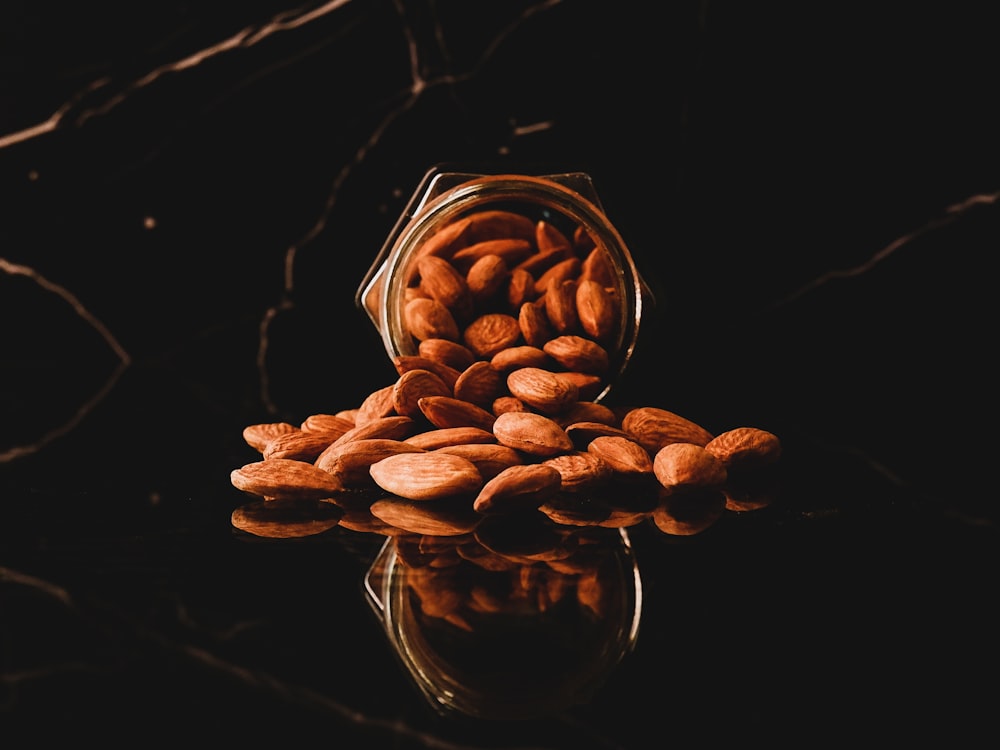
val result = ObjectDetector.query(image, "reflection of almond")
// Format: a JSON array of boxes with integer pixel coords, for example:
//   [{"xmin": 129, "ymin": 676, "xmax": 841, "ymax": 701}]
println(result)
[
  {"xmin": 369, "ymin": 452, "xmax": 483, "ymax": 501},
  {"xmin": 231, "ymin": 499, "xmax": 343, "ymax": 538}
]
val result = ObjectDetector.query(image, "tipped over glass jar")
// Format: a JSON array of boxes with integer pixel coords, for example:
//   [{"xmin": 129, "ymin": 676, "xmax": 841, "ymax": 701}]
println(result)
[{"xmin": 357, "ymin": 168, "xmax": 652, "ymax": 405}]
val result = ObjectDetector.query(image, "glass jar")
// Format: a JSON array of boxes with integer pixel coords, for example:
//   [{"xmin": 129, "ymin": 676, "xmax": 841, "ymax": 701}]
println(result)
[{"xmin": 356, "ymin": 167, "xmax": 651, "ymax": 403}]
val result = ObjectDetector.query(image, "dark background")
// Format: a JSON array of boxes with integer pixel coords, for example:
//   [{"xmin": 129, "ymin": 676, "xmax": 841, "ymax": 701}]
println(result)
[{"xmin": 2, "ymin": 2, "xmax": 997, "ymax": 746}]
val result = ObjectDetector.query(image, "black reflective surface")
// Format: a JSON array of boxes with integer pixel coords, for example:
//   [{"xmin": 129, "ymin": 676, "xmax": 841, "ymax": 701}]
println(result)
[{"xmin": 3, "ymin": 2, "xmax": 998, "ymax": 746}]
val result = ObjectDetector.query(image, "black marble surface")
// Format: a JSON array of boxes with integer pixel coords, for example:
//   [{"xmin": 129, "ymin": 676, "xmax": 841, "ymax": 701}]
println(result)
[{"xmin": 2, "ymin": 1, "xmax": 998, "ymax": 746}]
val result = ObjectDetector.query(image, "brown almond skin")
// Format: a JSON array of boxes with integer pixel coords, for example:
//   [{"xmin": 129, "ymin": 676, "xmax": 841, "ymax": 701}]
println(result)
[
  {"xmin": 314, "ymin": 438, "xmax": 425, "ymax": 485},
  {"xmin": 463, "ymin": 313, "xmax": 523, "ymax": 358},
  {"xmin": 243, "ymin": 422, "xmax": 298, "ymax": 453},
  {"xmin": 543, "ymin": 335, "xmax": 609, "ymax": 375},
  {"xmin": 329, "ymin": 415, "xmax": 418, "ymax": 448},
  {"xmin": 492, "ymin": 411, "xmax": 574, "ymax": 457},
  {"xmin": 473, "ymin": 464, "xmax": 563, "ymax": 514},
  {"xmin": 300, "ymin": 413, "xmax": 355, "ymax": 438},
  {"xmin": 506, "ymin": 367, "xmax": 579, "ymax": 415},
  {"xmin": 418, "ymin": 338, "xmax": 477, "ymax": 372},
  {"xmin": 417, "ymin": 255, "xmax": 474, "ymax": 320},
  {"xmin": 404, "ymin": 297, "xmax": 461, "ymax": 341},
  {"xmin": 652, "ymin": 443, "xmax": 728, "ymax": 492},
  {"xmin": 465, "ymin": 253, "xmax": 510, "ymax": 304},
  {"xmin": 231, "ymin": 459, "xmax": 344, "ymax": 501},
  {"xmin": 369, "ymin": 452, "xmax": 484, "ymax": 501},
  {"xmin": 587, "ymin": 435, "xmax": 654, "ymax": 477},
  {"xmin": 404, "ymin": 426, "xmax": 497, "ymax": 450},
  {"xmin": 542, "ymin": 451, "xmax": 613, "ymax": 492},
  {"xmin": 544, "ymin": 279, "xmax": 580, "ymax": 334},
  {"xmin": 622, "ymin": 406, "xmax": 714, "ymax": 453},
  {"xmin": 434, "ymin": 443, "xmax": 525, "ymax": 481},
  {"xmin": 393, "ymin": 368, "xmax": 452, "ymax": 419},
  {"xmin": 453, "ymin": 360, "xmax": 503, "ymax": 407},
  {"xmin": 575, "ymin": 279, "xmax": 618, "ymax": 343},
  {"xmin": 418, "ymin": 395, "xmax": 497, "ymax": 432},
  {"xmin": 393, "ymin": 355, "xmax": 461, "ymax": 391},
  {"xmin": 704, "ymin": 427, "xmax": 782, "ymax": 469},
  {"xmin": 262, "ymin": 430, "xmax": 337, "ymax": 462}
]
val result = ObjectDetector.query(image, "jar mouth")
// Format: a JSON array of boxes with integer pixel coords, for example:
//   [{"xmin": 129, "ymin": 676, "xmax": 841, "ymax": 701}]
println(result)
[{"xmin": 360, "ymin": 171, "xmax": 646, "ymax": 404}]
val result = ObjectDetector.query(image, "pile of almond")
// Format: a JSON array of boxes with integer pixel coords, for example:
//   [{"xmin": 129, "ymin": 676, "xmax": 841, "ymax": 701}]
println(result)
[{"xmin": 230, "ymin": 205, "xmax": 781, "ymax": 539}]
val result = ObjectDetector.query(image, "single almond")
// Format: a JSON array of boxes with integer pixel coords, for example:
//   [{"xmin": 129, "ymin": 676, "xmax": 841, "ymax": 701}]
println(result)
[
  {"xmin": 542, "ymin": 451, "xmax": 612, "ymax": 492},
  {"xmin": 544, "ymin": 279, "xmax": 579, "ymax": 334},
  {"xmin": 262, "ymin": 430, "xmax": 337, "ymax": 462},
  {"xmin": 315, "ymin": 438, "xmax": 425, "ymax": 485},
  {"xmin": 552, "ymin": 371, "xmax": 605, "ymax": 401},
  {"xmin": 490, "ymin": 345, "xmax": 552, "ymax": 372},
  {"xmin": 575, "ymin": 279, "xmax": 617, "ymax": 343},
  {"xmin": 517, "ymin": 299, "xmax": 554, "ymax": 348},
  {"xmin": 622, "ymin": 406, "xmax": 714, "ymax": 453},
  {"xmin": 473, "ymin": 464, "xmax": 563, "ymax": 514},
  {"xmin": 417, "ymin": 395, "xmax": 497, "ymax": 432},
  {"xmin": 463, "ymin": 209, "xmax": 537, "ymax": 242},
  {"xmin": 393, "ymin": 368, "xmax": 452, "ymax": 418},
  {"xmin": 404, "ymin": 297, "xmax": 460, "ymax": 341},
  {"xmin": 462, "ymin": 312, "xmax": 523, "ymax": 358},
  {"xmin": 404, "ymin": 426, "xmax": 497, "ymax": 450},
  {"xmin": 704, "ymin": 427, "xmax": 782, "ymax": 469},
  {"xmin": 369, "ymin": 452, "xmax": 484, "ymax": 500},
  {"xmin": 506, "ymin": 367, "xmax": 579, "ymax": 415},
  {"xmin": 393, "ymin": 355, "xmax": 461, "ymax": 391},
  {"xmin": 587, "ymin": 435, "xmax": 654, "ymax": 478},
  {"xmin": 300, "ymin": 413, "xmax": 355, "ymax": 438},
  {"xmin": 565, "ymin": 421, "xmax": 631, "ymax": 447},
  {"xmin": 329, "ymin": 415, "xmax": 418, "ymax": 447},
  {"xmin": 231, "ymin": 458, "xmax": 344, "ymax": 500},
  {"xmin": 492, "ymin": 396, "xmax": 528, "ymax": 416},
  {"xmin": 355, "ymin": 384, "xmax": 398, "ymax": 425},
  {"xmin": 231, "ymin": 499, "xmax": 343, "ymax": 539},
  {"xmin": 506, "ymin": 267, "xmax": 537, "ymax": 310},
  {"xmin": 243, "ymin": 422, "xmax": 298, "ymax": 453},
  {"xmin": 652, "ymin": 443, "xmax": 728, "ymax": 491},
  {"xmin": 465, "ymin": 254, "xmax": 510, "ymax": 304},
  {"xmin": 534, "ymin": 257, "xmax": 582, "ymax": 295},
  {"xmin": 451, "ymin": 238, "xmax": 533, "ymax": 272},
  {"xmin": 418, "ymin": 338, "xmax": 477, "ymax": 372},
  {"xmin": 543, "ymin": 335, "xmax": 609, "ymax": 375},
  {"xmin": 492, "ymin": 411, "xmax": 574, "ymax": 457},
  {"xmin": 452, "ymin": 360, "xmax": 503, "ymax": 407},
  {"xmin": 434, "ymin": 443, "xmax": 525, "ymax": 481},
  {"xmin": 417, "ymin": 255, "xmax": 474, "ymax": 320}
]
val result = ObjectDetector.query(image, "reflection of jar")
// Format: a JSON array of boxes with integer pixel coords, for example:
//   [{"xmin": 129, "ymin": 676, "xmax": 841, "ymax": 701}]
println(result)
[
  {"xmin": 363, "ymin": 526, "xmax": 642, "ymax": 721},
  {"xmin": 357, "ymin": 168, "xmax": 652, "ymax": 403}
]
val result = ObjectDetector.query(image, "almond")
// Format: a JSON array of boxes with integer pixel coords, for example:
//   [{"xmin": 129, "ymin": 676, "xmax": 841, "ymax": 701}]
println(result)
[
  {"xmin": 490, "ymin": 345, "xmax": 552, "ymax": 372},
  {"xmin": 465, "ymin": 253, "xmax": 510, "ymax": 304},
  {"xmin": 418, "ymin": 395, "xmax": 497, "ymax": 431},
  {"xmin": 506, "ymin": 267, "xmax": 537, "ymax": 309},
  {"xmin": 355, "ymin": 383, "xmax": 398, "ymax": 425},
  {"xmin": 492, "ymin": 411, "xmax": 573, "ymax": 457},
  {"xmin": 652, "ymin": 443, "xmax": 727, "ymax": 492},
  {"xmin": 243, "ymin": 422, "xmax": 298, "ymax": 453},
  {"xmin": 417, "ymin": 338, "xmax": 477, "ymax": 372},
  {"xmin": 452, "ymin": 360, "xmax": 503, "ymax": 407},
  {"xmin": 542, "ymin": 450, "xmax": 612, "ymax": 492},
  {"xmin": 704, "ymin": 427, "xmax": 782, "ymax": 469},
  {"xmin": 622, "ymin": 406, "xmax": 714, "ymax": 453},
  {"xmin": 575, "ymin": 279, "xmax": 617, "ymax": 342},
  {"xmin": 314, "ymin": 438, "xmax": 425, "ymax": 485},
  {"xmin": 506, "ymin": 367, "xmax": 579, "ymax": 415},
  {"xmin": 433, "ymin": 443, "xmax": 525, "ymax": 480},
  {"xmin": 462, "ymin": 313, "xmax": 522, "ymax": 358},
  {"xmin": 463, "ymin": 209, "xmax": 537, "ymax": 242},
  {"xmin": 329, "ymin": 415, "xmax": 418, "ymax": 447},
  {"xmin": 652, "ymin": 488, "xmax": 726, "ymax": 536},
  {"xmin": 451, "ymin": 238, "xmax": 533, "ymax": 272},
  {"xmin": 262, "ymin": 429, "xmax": 337, "ymax": 462},
  {"xmin": 543, "ymin": 335, "xmax": 609, "ymax": 374},
  {"xmin": 404, "ymin": 426, "xmax": 497, "ymax": 450},
  {"xmin": 517, "ymin": 299, "xmax": 554, "ymax": 348},
  {"xmin": 544, "ymin": 279, "xmax": 579, "ymax": 334},
  {"xmin": 586, "ymin": 435, "xmax": 654, "ymax": 478},
  {"xmin": 473, "ymin": 464, "xmax": 563, "ymax": 513},
  {"xmin": 300, "ymin": 413, "xmax": 355, "ymax": 438},
  {"xmin": 404, "ymin": 297, "xmax": 460, "ymax": 341},
  {"xmin": 392, "ymin": 368, "xmax": 452, "ymax": 419},
  {"xmin": 369, "ymin": 452, "xmax": 484, "ymax": 500},
  {"xmin": 393, "ymin": 355, "xmax": 461, "ymax": 391},
  {"xmin": 231, "ymin": 458, "xmax": 343, "ymax": 500},
  {"xmin": 417, "ymin": 255, "xmax": 474, "ymax": 320}
]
